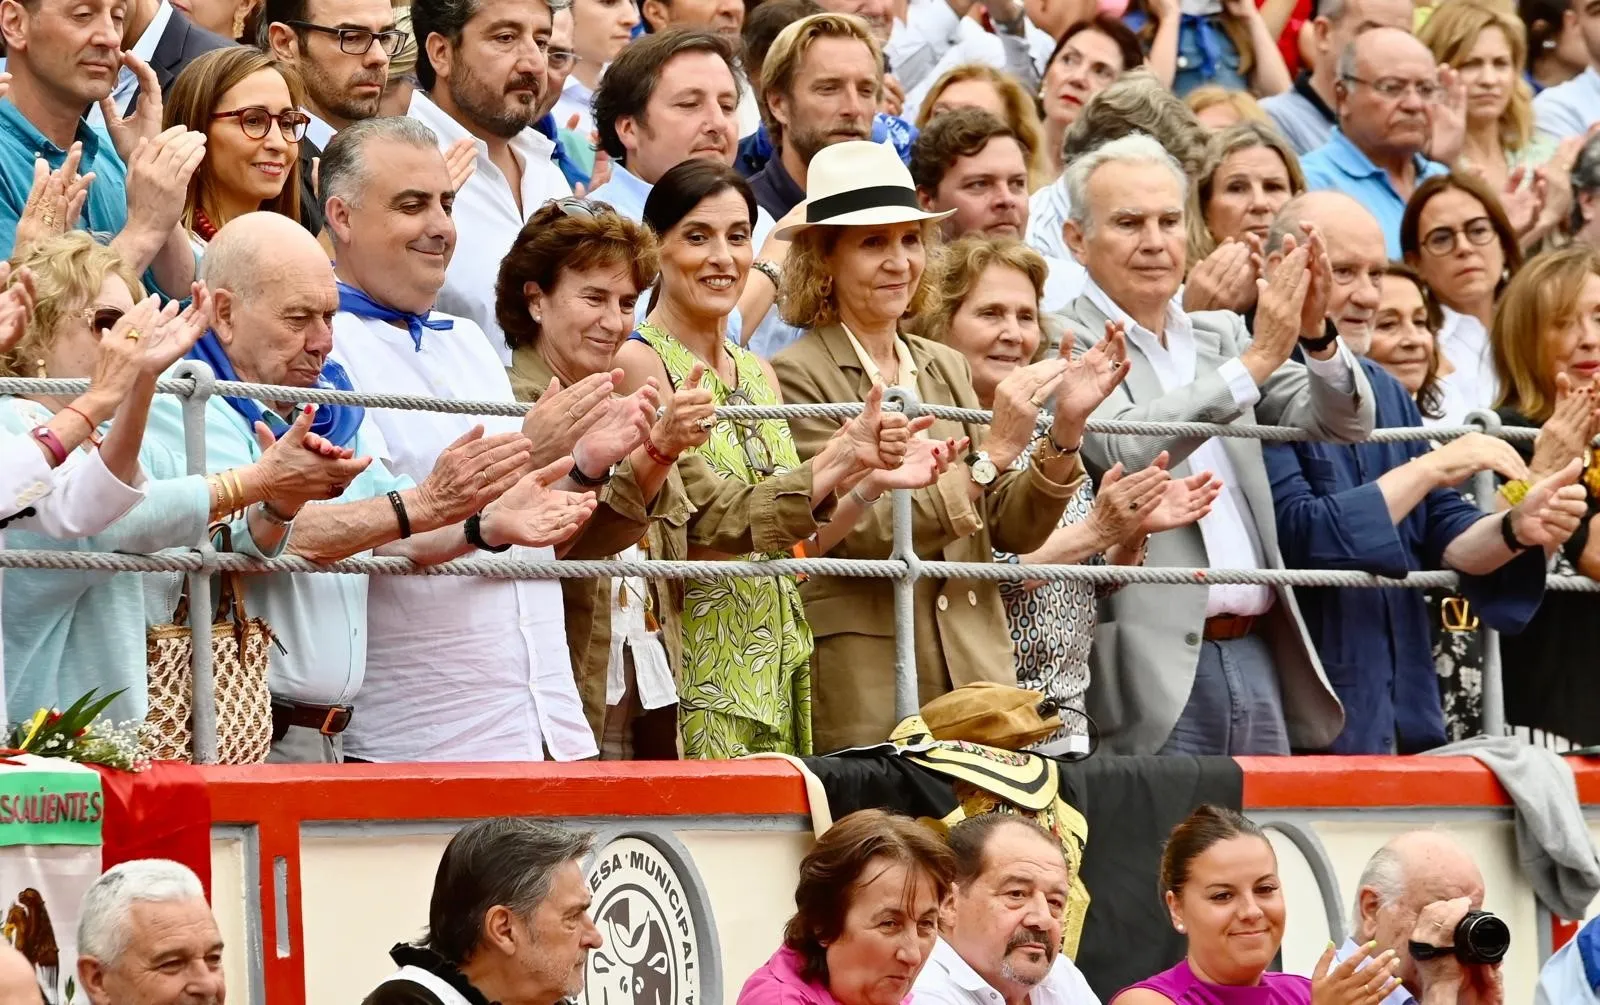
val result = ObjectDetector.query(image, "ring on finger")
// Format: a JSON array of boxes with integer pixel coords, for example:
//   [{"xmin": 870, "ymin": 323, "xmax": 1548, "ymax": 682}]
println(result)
[
  {"xmin": 698, "ymin": 417, "xmax": 715, "ymax": 430},
  {"xmin": 124, "ymin": 328, "xmax": 143, "ymax": 342}
]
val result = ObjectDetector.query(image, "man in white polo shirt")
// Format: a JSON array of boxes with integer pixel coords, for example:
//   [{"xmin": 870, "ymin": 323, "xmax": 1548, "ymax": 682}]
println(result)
[
  {"xmin": 915, "ymin": 815, "xmax": 1100, "ymax": 1005},
  {"xmin": 408, "ymin": 0, "xmax": 574, "ymax": 362},
  {"xmin": 319, "ymin": 116, "xmax": 660, "ymax": 762}
]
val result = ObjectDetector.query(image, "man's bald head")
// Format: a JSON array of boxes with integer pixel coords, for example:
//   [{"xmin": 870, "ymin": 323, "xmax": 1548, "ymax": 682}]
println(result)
[
  {"xmin": 1270, "ymin": 192, "xmax": 1388, "ymax": 352},
  {"xmin": 1334, "ymin": 27, "xmax": 1438, "ymax": 160},
  {"xmin": 1353, "ymin": 832, "xmax": 1486, "ymax": 989},
  {"xmin": 0, "ymin": 943, "xmax": 38, "ymax": 1005},
  {"xmin": 204, "ymin": 213, "xmax": 339, "ymax": 390}
]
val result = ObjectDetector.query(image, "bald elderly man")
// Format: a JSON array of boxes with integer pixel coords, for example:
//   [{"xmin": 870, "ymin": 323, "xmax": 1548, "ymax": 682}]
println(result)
[
  {"xmin": 1342, "ymin": 832, "xmax": 1505, "ymax": 1005},
  {"xmin": 1299, "ymin": 28, "xmax": 1454, "ymax": 256},
  {"xmin": 140, "ymin": 212, "xmax": 598, "ymax": 763},
  {"xmin": 1262, "ymin": 193, "xmax": 1583, "ymax": 753}
]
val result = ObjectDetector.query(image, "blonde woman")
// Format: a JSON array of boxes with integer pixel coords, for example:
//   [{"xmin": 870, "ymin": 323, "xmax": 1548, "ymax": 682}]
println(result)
[
  {"xmin": 1184, "ymin": 85, "xmax": 1271, "ymax": 131},
  {"xmin": 1186, "ymin": 122, "xmax": 1306, "ymax": 306},
  {"xmin": 915, "ymin": 64, "xmax": 1051, "ymax": 191}
]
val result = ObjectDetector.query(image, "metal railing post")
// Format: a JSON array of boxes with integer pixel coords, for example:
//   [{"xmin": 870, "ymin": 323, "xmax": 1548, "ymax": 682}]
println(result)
[
  {"xmin": 174, "ymin": 361, "xmax": 219, "ymax": 764},
  {"xmin": 883, "ymin": 388, "xmax": 922, "ymax": 722},
  {"xmin": 1465, "ymin": 409, "xmax": 1505, "ymax": 738}
]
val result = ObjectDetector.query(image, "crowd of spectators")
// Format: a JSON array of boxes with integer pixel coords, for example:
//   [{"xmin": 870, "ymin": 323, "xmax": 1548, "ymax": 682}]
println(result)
[{"xmin": 1, "ymin": 0, "xmax": 1600, "ymax": 765}]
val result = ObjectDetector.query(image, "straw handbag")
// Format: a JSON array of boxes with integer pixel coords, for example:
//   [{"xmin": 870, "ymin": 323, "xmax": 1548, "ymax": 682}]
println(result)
[{"xmin": 144, "ymin": 527, "xmax": 274, "ymax": 763}]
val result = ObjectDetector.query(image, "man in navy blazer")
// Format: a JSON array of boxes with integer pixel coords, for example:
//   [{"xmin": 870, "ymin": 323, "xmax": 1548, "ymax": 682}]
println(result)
[{"xmin": 114, "ymin": 0, "xmax": 235, "ymax": 117}]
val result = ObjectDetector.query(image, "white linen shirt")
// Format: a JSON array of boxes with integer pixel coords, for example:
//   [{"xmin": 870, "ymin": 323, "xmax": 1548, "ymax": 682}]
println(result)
[
  {"xmin": 330, "ymin": 308, "xmax": 597, "ymax": 762},
  {"xmin": 913, "ymin": 938, "xmax": 1101, "ymax": 1005},
  {"xmin": 1434, "ymin": 307, "xmax": 1497, "ymax": 425},
  {"xmin": 409, "ymin": 90, "xmax": 574, "ymax": 366},
  {"xmin": 1084, "ymin": 279, "xmax": 1358, "ymax": 617},
  {"xmin": 0, "ymin": 432, "xmax": 145, "ymax": 702}
]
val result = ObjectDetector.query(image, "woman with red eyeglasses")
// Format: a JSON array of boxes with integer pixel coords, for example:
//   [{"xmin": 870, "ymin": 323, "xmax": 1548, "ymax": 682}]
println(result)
[{"xmin": 165, "ymin": 47, "xmax": 312, "ymax": 255}]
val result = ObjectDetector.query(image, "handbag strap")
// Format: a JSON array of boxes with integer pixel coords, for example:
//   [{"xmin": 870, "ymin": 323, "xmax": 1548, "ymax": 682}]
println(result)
[{"xmin": 169, "ymin": 524, "xmax": 254, "ymax": 634}]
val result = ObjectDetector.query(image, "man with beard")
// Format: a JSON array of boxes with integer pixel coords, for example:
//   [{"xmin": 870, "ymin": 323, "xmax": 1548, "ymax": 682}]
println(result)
[
  {"xmin": 77, "ymin": 860, "xmax": 226, "ymax": 1005},
  {"xmin": 910, "ymin": 108, "xmax": 1084, "ymax": 311},
  {"xmin": 1298, "ymin": 28, "xmax": 1450, "ymax": 257},
  {"xmin": 914, "ymin": 816, "xmax": 1099, "ymax": 1005},
  {"xmin": 748, "ymin": 12, "xmax": 879, "ymax": 220},
  {"xmin": 408, "ymin": 0, "xmax": 573, "ymax": 363},
  {"xmin": 262, "ymin": 0, "xmax": 401, "ymax": 233},
  {"xmin": 363, "ymin": 819, "xmax": 603, "ymax": 1005}
]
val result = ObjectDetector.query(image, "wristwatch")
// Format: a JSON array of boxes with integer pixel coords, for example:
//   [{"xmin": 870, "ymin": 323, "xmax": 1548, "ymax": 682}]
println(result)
[
  {"xmin": 1299, "ymin": 318, "xmax": 1339, "ymax": 353},
  {"xmin": 465, "ymin": 512, "xmax": 511, "ymax": 553},
  {"xmin": 1500, "ymin": 510, "xmax": 1533, "ymax": 553},
  {"xmin": 567, "ymin": 461, "xmax": 614, "ymax": 488},
  {"xmin": 965, "ymin": 450, "xmax": 999, "ymax": 486},
  {"xmin": 751, "ymin": 259, "xmax": 782, "ymax": 291}
]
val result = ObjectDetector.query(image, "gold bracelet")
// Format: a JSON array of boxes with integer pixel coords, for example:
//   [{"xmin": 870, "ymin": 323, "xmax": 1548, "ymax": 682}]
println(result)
[
  {"xmin": 1499, "ymin": 478, "xmax": 1530, "ymax": 507},
  {"xmin": 207, "ymin": 475, "xmax": 224, "ymax": 522},
  {"xmin": 223, "ymin": 470, "xmax": 245, "ymax": 520}
]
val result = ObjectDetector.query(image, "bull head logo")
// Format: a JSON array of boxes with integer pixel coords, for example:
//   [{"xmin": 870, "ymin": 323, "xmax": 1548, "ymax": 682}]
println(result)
[{"xmin": 590, "ymin": 895, "xmax": 671, "ymax": 1005}]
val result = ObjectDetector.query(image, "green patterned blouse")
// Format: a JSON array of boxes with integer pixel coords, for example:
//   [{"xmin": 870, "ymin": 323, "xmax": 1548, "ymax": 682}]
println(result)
[{"xmin": 633, "ymin": 323, "xmax": 814, "ymax": 758}]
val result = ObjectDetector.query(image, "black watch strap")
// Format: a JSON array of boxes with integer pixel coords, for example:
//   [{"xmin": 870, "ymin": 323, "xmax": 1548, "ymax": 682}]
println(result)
[
  {"xmin": 1500, "ymin": 510, "xmax": 1533, "ymax": 553},
  {"xmin": 568, "ymin": 462, "xmax": 613, "ymax": 488},
  {"xmin": 1299, "ymin": 318, "xmax": 1339, "ymax": 352},
  {"xmin": 464, "ymin": 512, "xmax": 511, "ymax": 553}
]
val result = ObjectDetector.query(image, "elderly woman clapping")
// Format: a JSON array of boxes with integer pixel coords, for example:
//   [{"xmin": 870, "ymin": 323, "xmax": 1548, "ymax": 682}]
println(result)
[{"xmin": 771, "ymin": 139, "xmax": 1130, "ymax": 753}]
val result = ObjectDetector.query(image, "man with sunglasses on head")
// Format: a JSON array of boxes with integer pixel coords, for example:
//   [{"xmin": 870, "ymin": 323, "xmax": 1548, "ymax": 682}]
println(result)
[
  {"xmin": 405, "ymin": 0, "xmax": 573, "ymax": 364},
  {"xmin": 1298, "ymin": 27, "xmax": 1458, "ymax": 257},
  {"xmin": 262, "ymin": 0, "xmax": 401, "ymax": 235}
]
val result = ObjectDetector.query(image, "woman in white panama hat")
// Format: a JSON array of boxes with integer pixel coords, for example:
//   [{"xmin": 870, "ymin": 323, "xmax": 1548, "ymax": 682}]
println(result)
[{"xmin": 770, "ymin": 139, "xmax": 1135, "ymax": 753}]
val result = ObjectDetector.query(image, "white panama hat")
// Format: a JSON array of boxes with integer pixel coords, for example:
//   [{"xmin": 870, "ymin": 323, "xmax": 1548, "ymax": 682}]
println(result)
[{"xmin": 773, "ymin": 138, "xmax": 955, "ymax": 241}]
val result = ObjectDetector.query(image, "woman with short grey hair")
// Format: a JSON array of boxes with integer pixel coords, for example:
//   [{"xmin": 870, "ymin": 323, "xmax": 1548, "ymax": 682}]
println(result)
[{"xmin": 1569, "ymin": 132, "xmax": 1600, "ymax": 252}]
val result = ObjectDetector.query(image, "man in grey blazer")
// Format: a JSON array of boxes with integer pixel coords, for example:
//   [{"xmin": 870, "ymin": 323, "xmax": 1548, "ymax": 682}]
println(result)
[{"xmin": 1056, "ymin": 133, "xmax": 1376, "ymax": 756}]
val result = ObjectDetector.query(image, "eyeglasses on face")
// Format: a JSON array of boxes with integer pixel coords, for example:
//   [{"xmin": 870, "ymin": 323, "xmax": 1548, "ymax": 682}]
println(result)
[
  {"xmin": 1421, "ymin": 216, "xmax": 1497, "ymax": 256},
  {"xmin": 286, "ymin": 20, "xmax": 406, "ymax": 55},
  {"xmin": 212, "ymin": 106, "xmax": 312, "ymax": 141},
  {"xmin": 546, "ymin": 47, "xmax": 579, "ymax": 71},
  {"xmin": 1341, "ymin": 74, "xmax": 1441, "ymax": 102}
]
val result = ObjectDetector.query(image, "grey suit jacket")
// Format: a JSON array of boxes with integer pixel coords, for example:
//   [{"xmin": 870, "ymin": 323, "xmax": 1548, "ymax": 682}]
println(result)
[{"xmin": 1062, "ymin": 292, "xmax": 1376, "ymax": 753}]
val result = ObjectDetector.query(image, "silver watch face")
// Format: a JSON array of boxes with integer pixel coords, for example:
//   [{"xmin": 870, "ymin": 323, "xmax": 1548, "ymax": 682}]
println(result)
[{"xmin": 971, "ymin": 456, "xmax": 999, "ymax": 485}]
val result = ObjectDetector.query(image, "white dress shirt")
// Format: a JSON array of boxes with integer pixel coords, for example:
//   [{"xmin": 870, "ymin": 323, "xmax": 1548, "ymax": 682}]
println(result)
[
  {"xmin": 409, "ymin": 90, "xmax": 574, "ymax": 365},
  {"xmin": 1434, "ymin": 307, "xmax": 1497, "ymax": 425},
  {"xmin": 913, "ymin": 938, "xmax": 1101, "ymax": 1005},
  {"xmin": 553, "ymin": 73, "xmax": 596, "ymax": 140},
  {"xmin": 1084, "ymin": 280, "xmax": 1358, "ymax": 617},
  {"xmin": 331, "ymin": 308, "xmax": 597, "ymax": 762},
  {"xmin": 303, "ymin": 109, "xmax": 337, "ymax": 152},
  {"xmin": 1041, "ymin": 253, "xmax": 1086, "ymax": 314},
  {"xmin": 87, "ymin": 0, "xmax": 173, "ymax": 127},
  {"xmin": 0, "ymin": 433, "xmax": 145, "ymax": 704}
]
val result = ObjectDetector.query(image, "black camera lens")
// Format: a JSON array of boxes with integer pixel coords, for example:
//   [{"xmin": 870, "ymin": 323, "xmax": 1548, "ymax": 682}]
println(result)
[{"xmin": 1456, "ymin": 910, "xmax": 1510, "ymax": 965}]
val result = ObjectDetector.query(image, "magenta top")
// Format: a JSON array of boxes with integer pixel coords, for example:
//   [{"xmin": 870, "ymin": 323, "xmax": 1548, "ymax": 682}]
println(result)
[
  {"xmin": 739, "ymin": 946, "xmax": 917, "ymax": 1005},
  {"xmin": 1118, "ymin": 960, "xmax": 1312, "ymax": 1004}
]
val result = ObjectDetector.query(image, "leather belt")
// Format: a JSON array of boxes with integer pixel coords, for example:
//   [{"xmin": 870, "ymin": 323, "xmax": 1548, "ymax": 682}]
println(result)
[
  {"xmin": 1203, "ymin": 614, "xmax": 1257, "ymax": 641},
  {"xmin": 271, "ymin": 700, "xmax": 353, "ymax": 742}
]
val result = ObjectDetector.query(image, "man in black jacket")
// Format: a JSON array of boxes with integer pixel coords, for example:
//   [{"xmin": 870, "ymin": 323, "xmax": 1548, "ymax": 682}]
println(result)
[
  {"xmin": 362, "ymin": 819, "xmax": 602, "ymax": 1005},
  {"xmin": 106, "ymin": 0, "xmax": 234, "ymax": 119}
]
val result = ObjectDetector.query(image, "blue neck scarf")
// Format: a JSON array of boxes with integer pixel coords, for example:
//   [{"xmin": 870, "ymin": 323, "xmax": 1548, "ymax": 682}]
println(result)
[
  {"xmin": 187, "ymin": 331, "xmax": 366, "ymax": 449},
  {"xmin": 336, "ymin": 281, "xmax": 454, "ymax": 352}
]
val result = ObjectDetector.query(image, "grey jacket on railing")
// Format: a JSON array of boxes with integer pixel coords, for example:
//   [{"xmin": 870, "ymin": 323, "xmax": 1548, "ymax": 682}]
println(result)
[{"xmin": 1061, "ymin": 294, "xmax": 1376, "ymax": 754}]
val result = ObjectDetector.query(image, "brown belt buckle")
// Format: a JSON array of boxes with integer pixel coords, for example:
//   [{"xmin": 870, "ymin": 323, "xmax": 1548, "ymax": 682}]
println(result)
[
  {"xmin": 320, "ymin": 707, "xmax": 344, "ymax": 735},
  {"xmin": 1440, "ymin": 596, "xmax": 1479, "ymax": 633}
]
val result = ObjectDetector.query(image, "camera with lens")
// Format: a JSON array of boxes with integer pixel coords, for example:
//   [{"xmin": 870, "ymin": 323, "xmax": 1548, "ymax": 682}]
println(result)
[{"xmin": 1407, "ymin": 910, "xmax": 1511, "ymax": 966}]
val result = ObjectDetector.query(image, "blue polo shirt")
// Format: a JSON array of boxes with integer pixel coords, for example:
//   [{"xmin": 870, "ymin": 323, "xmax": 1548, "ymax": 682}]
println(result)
[
  {"xmin": 1299, "ymin": 128, "xmax": 1447, "ymax": 257},
  {"xmin": 0, "ymin": 99, "xmax": 129, "ymax": 255}
]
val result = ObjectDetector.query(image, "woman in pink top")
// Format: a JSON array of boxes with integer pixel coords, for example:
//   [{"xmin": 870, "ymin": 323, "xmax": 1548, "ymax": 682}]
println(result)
[
  {"xmin": 739, "ymin": 809, "xmax": 955, "ymax": 1005},
  {"xmin": 1114, "ymin": 806, "xmax": 1401, "ymax": 1005}
]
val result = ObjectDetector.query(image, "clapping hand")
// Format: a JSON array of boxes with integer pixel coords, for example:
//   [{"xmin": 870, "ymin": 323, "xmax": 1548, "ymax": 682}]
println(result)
[
  {"xmin": 1530, "ymin": 372, "xmax": 1600, "ymax": 478},
  {"xmin": 1427, "ymin": 63, "xmax": 1468, "ymax": 166},
  {"xmin": 1085, "ymin": 459, "xmax": 1171, "ymax": 549},
  {"xmin": 522, "ymin": 370, "xmax": 617, "ymax": 467},
  {"xmin": 0, "ymin": 264, "xmax": 37, "ymax": 355},
  {"xmin": 1508, "ymin": 457, "xmax": 1589, "ymax": 550},
  {"xmin": 1182, "ymin": 237, "xmax": 1260, "ymax": 313},
  {"xmin": 251, "ymin": 406, "xmax": 375, "ymax": 509},
  {"xmin": 442, "ymin": 137, "xmax": 478, "ymax": 192},
  {"xmin": 859, "ymin": 433, "xmax": 968, "ymax": 494},
  {"xmin": 571, "ymin": 382, "xmax": 661, "ymax": 476},
  {"xmin": 1242, "ymin": 242, "xmax": 1312, "ymax": 381},
  {"xmin": 415, "ymin": 425, "xmax": 535, "ymax": 525},
  {"xmin": 15, "ymin": 147, "xmax": 94, "ymax": 256},
  {"xmin": 1142, "ymin": 465, "xmax": 1222, "ymax": 535},
  {"xmin": 1052, "ymin": 319, "xmax": 1130, "ymax": 431},
  {"xmin": 138, "ymin": 282, "xmax": 212, "ymax": 376},
  {"xmin": 479, "ymin": 456, "xmax": 600, "ymax": 548},
  {"xmin": 1310, "ymin": 941, "xmax": 1400, "ymax": 1005},
  {"xmin": 1500, "ymin": 165, "xmax": 1548, "ymax": 239}
]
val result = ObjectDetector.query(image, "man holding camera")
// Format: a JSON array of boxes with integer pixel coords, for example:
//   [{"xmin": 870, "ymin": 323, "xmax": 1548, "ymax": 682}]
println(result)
[{"xmin": 1341, "ymin": 832, "xmax": 1505, "ymax": 1004}]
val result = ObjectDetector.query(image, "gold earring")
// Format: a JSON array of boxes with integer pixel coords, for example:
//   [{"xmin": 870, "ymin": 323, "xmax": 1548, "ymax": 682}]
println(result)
[
  {"xmin": 820, "ymin": 276, "xmax": 833, "ymax": 298},
  {"xmin": 34, "ymin": 359, "xmax": 45, "ymax": 378}
]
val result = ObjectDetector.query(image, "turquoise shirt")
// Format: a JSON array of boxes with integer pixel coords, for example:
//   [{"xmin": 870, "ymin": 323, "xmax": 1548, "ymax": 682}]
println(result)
[
  {"xmin": 140, "ymin": 384, "xmax": 413, "ymax": 706},
  {"xmin": 1299, "ymin": 128, "xmax": 1448, "ymax": 258},
  {"xmin": 0, "ymin": 100, "xmax": 128, "ymax": 256},
  {"xmin": 0, "ymin": 396, "xmax": 270, "ymax": 726}
]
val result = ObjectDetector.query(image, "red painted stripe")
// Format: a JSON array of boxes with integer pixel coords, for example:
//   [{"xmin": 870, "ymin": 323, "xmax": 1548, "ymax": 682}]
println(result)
[{"xmin": 1240, "ymin": 756, "xmax": 1600, "ymax": 808}]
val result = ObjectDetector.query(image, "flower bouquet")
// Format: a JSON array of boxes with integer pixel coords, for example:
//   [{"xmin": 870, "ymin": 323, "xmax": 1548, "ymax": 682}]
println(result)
[{"xmin": 5, "ymin": 689, "xmax": 147, "ymax": 771}]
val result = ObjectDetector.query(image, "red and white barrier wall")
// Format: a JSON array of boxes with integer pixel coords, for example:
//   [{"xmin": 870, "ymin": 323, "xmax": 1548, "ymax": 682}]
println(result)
[{"xmin": 198, "ymin": 758, "xmax": 1600, "ymax": 1005}]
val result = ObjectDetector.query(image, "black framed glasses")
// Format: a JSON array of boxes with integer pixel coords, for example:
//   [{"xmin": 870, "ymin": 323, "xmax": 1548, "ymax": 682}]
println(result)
[
  {"xmin": 286, "ymin": 20, "xmax": 406, "ymax": 55},
  {"xmin": 1340, "ymin": 74, "xmax": 1441, "ymax": 102},
  {"xmin": 213, "ymin": 106, "xmax": 311, "ymax": 141},
  {"xmin": 722, "ymin": 386, "xmax": 776, "ymax": 477},
  {"xmin": 546, "ymin": 47, "xmax": 579, "ymax": 71},
  {"xmin": 1421, "ymin": 216, "xmax": 1497, "ymax": 256}
]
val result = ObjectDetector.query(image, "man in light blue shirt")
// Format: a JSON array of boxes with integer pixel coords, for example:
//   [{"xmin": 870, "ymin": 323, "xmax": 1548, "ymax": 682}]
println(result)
[
  {"xmin": 1533, "ymin": 0, "xmax": 1600, "ymax": 140},
  {"xmin": 1536, "ymin": 915, "xmax": 1600, "ymax": 1005},
  {"xmin": 1299, "ymin": 28, "xmax": 1449, "ymax": 257},
  {"xmin": 1341, "ymin": 831, "xmax": 1500, "ymax": 1005}
]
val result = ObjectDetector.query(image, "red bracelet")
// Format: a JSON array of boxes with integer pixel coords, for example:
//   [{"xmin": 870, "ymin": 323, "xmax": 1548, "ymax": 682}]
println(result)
[
  {"xmin": 61, "ymin": 405, "xmax": 101, "ymax": 447},
  {"xmin": 31, "ymin": 426, "xmax": 67, "ymax": 467},
  {"xmin": 644, "ymin": 438, "xmax": 679, "ymax": 467}
]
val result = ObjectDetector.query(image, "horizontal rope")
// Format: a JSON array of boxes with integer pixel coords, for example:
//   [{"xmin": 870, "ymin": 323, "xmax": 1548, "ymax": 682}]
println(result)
[
  {"xmin": 0, "ymin": 547, "xmax": 1594, "ymax": 591},
  {"xmin": 0, "ymin": 375, "xmax": 1541, "ymax": 444}
]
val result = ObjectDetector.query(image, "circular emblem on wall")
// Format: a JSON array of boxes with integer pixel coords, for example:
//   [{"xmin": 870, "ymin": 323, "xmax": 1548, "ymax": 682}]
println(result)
[{"xmin": 579, "ymin": 833, "xmax": 715, "ymax": 1005}]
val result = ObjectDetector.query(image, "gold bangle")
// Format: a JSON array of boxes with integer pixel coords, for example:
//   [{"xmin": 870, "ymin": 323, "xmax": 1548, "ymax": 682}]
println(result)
[
  {"xmin": 223, "ymin": 470, "xmax": 245, "ymax": 520},
  {"xmin": 207, "ymin": 475, "xmax": 224, "ymax": 521},
  {"xmin": 1499, "ymin": 478, "xmax": 1530, "ymax": 507}
]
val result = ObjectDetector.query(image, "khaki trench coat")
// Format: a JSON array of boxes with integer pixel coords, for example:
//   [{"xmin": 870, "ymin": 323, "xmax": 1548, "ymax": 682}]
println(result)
[
  {"xmin": 771, "ymin": 325, "xmax": 1084, "ymax": 752},
  {"xmin": 509, "ymin": 347, "xmax": 834, "ymax": 739}
]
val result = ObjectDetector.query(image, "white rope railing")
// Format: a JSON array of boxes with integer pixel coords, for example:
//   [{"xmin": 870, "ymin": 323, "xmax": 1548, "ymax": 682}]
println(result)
[{"xmin": 0, "ymin": 362, "xmax": 1580, "ymax": 760}]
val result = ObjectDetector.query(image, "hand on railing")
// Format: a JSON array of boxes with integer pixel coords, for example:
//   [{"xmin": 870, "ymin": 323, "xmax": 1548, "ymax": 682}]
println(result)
[
  {"xmin": 477, "ymin": 457, "xmax": 598, "ymax": 548},
  {"xmin": 1423, "ymin": 431, "xmax": 1528, "ymax": 488},
  {"xmin": 834, "ymin": 383, "xmax": 936, "ymax": 474},
  {"xmin": 1508, "ymin": 457, "xmax": 1588, "ymax": 551},
  {"xmin": 521, "ymin": 370, "xmax": 616, "ymax": 468},
  {"xmin": 249, "ymin": 406, "xmax": 375, "ymax": 511},
  {"xmin": 413, "ymin": 426, "xmax": 533, "ymax": 527}
]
